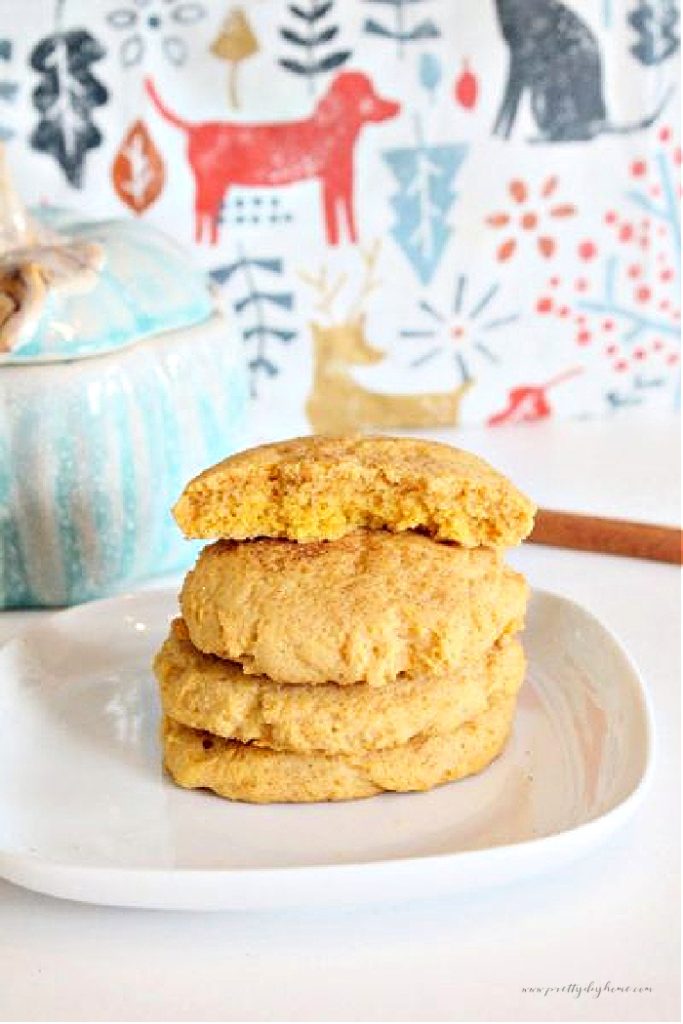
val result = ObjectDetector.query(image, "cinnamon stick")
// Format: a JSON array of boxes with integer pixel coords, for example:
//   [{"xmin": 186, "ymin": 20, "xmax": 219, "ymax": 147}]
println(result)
[{"xmin": 529, "ymin": 508, "xmax": 683, "ymax": 564}]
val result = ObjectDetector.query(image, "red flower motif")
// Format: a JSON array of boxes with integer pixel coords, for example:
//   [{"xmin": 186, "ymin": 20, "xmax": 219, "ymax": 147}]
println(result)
[{"xmin": 485, "ymin": 175, "xmax": 576, "ymax": 263}]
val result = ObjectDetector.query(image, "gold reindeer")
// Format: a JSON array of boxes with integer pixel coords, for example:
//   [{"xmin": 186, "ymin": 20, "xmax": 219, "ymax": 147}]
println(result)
[{"xmin": 302, "ymin": 243, "xmax": 471, "ymax": 433}]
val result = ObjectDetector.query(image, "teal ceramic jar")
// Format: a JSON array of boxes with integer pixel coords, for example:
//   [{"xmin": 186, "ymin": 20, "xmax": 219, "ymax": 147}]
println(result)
[{"xmin": 0, "ymin": 212, "xmax": 248, "ymax": 607}]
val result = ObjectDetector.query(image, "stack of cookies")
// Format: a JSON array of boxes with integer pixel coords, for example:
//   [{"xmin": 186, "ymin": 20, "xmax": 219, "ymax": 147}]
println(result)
[{"xmin": 154, "ymin": 435, "xmax": 536, "ymax": 803}]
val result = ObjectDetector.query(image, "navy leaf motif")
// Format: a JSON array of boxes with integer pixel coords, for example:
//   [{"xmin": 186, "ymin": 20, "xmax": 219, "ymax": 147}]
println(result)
[
  {"xmin": 212, "ymin": 251, "xmax": 298, "ymax": 396},
  {"xmin": 364, "ymin": 17, "xmax": 440, "ymax": 43},
  {"xmin": 233, "ymin": 291, "xmax": 294, "ymax": 314},
  {"xmin": 312, "ymin": 50, "xmax": 351, "ymax": 72},
  {"xmin": 289, "ymin": 2, "xmax": 334, "ymax": 21},
  {"xmin": 243, "ymin": 326, "xmax": 297, "ymax": 342},
  {"xmin": 314, "ymin": 25, "xmax": 339, "ymax": 44},
  {"xmin": 628, "ymin": 0, "xmax": 679, "ymax": 65},
  {"xmin": 279, "ymin": 56, "xmax": 309, "ymax": 75},
  {"xmin": 280, "ymin": 27, "xmax": 311, "ymax": 47},
  {"xmin": 249, "ymin": 357, "xmax": 279, "ymax": 378},
  {"xmin": 251, "ymin": 257, "xmax": 284, "ymax": 273},
  {"xmin": 362, "ymin": 0, "xmax": 440, "ymax": 56},
  {"xmin": 29, "ymin": 28, "xmax": 109, "ymax": 188},
  {"xmin": 279, "ymin": 0, "xmax": 351, "ymax": 90}
]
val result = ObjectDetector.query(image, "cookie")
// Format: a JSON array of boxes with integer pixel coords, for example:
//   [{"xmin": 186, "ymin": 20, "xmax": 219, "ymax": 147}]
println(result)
[
  {"xmin": 172, "ymin": 434, "xmax": 535, "ymax": 547},
  {"xmin": 161, "ymin": 692, "xmax": 517, "ymax": 803},
  {"xmin": 180, "ymin": 530, "xmax": 529, "ymax": 686},
  {"xmin": 155, "ymin": 618, "xmax": 526, "ymax": 753}
]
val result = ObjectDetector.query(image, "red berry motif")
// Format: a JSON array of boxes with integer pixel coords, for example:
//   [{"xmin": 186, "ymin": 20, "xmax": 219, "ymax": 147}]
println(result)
[{"xmin": 455, "ymin": 60, "xmax": 478, "ymax": 110}]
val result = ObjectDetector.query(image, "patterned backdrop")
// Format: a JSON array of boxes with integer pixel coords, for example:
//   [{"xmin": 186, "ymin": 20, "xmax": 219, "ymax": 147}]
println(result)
[{"xmin": 1, "ymin": 0, "xmax": 680, "ymax": 434}]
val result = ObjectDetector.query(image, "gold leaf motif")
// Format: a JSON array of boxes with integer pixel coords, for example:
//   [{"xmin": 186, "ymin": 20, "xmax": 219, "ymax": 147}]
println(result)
[{"xmin": 211, "ymin": 7, "xmax": 260, "ymax": 109}]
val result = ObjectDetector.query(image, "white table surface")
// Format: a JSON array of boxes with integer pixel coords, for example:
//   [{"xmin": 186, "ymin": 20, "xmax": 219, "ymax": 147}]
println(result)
[{"xmin": 0, "ymin": 418, "xmax": 680, "ymax": 1023}]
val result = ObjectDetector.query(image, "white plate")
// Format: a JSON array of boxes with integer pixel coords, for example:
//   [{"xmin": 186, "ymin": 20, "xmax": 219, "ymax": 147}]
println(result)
[{"xmin": 0, "ymin": 588, "xmax": 653, "ymax": 911}]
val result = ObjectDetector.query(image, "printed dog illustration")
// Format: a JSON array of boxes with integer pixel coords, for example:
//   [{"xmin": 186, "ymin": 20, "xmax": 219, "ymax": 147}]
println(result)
[
  {"xmin": 144, "ymin": 73, "xmax": 400, "ymax": 245},
  {"xmin": 493, "ymin": 0, "xmax": 670, "ymax": 141},
  {"xmin": 306, "ymin": 315, "xmax": 470, "ymax": 432}
]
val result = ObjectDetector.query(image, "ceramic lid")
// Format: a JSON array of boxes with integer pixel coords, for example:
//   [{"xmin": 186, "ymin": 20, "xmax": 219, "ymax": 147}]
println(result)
[{"xmin": 0, "ymin": 151, "xmax": 214, "ymax": 365}]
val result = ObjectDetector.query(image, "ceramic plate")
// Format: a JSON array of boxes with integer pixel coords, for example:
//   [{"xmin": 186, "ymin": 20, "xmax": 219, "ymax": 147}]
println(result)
[{"xmin": 0, "ymin": 588, "xmax": 653, "ymax": 911}]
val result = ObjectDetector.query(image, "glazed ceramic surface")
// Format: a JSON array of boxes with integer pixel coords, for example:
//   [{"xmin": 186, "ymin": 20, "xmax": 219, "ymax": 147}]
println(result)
[
  {"xmin": 0, "ymin": 588, "xmax": 653, "ymax": 910},
  {"xmin": 1, "ymin": 210, "xmax": 213, "ymax": 363},
  {"xmin": 0, "ymin": 313, "xmax": 247, "ymax": 607},
  {"xmin": 0, "ymin": 203, "xmax": 247, "ymax": 607}
]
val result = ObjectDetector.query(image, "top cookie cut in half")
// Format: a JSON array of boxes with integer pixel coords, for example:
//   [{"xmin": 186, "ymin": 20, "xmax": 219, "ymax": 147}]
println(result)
[{"xmin": 173, "ymin": 434, "xmax": 536, "ymax": 547}]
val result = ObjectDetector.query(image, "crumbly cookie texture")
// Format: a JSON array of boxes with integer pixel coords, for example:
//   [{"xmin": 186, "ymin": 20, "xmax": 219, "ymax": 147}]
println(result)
[
  {"xmin": 180, "ymin": 530, "xmax": 529, "ymax": 687},
  {"xmin": 172, "ymin": 434, "xmax": 536, "ymax": 547},
  {"xmin": 155, "ymin": 619, "xmax": 525, "ymax": 754},
  {"xmin": 161, "ymin": 691, "xmax": 517, "ymax": 803},
  {"xmin": 180, "ymin": 532, "xmax": 528, "ymax": 684}
]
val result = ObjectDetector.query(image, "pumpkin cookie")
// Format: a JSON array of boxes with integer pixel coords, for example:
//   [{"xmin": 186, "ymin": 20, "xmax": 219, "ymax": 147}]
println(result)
[
  {"xmin": 155, "ymin": 618, "xmax": 525, "ymax": 753},
  {"xmin": 162, "ymin": 691, "xmax": 517, "ymax": 803},
  {"xmin": 172, "ymin": 434, "xmax": 535, "ymax": 547},
  {"xmin": 180, "ymin": 530, "xmax": 529, "ymax": 686}
]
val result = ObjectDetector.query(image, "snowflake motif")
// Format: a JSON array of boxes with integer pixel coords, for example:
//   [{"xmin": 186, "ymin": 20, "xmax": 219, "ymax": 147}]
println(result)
[
  {"xmin": 106, "ymin": 0, "xmax": 206, "ymax": 68},
  {"xmin": 486, "ymin": 176, "xmax": 576, "ymax": 263},
  {"xmin": 400, "ymin": 272, "xmax": 519, "ymax": 383}
]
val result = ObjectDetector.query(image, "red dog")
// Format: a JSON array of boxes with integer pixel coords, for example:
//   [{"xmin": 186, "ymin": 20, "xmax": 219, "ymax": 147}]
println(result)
[{"xmin": 145, "ymin": 73, "xmax": 400, "ymax": 246}]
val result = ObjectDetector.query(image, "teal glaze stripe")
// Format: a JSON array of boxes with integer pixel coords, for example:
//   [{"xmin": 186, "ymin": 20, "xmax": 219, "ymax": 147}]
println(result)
[
  {"xmin": 13, "ymin": 403, "xmax": 65, "ymax": 604},
  {"xmin": 0, "ymin": 434, "xmax": 31, "ymax": 606},
  {"xmin": 138, "ymin": 352, "xmax": 184, "ymax": 573},
  {"xmin": 67, "ymin": 392, "xmax": 100, "ymax": 601},
  {"xmin": 125, "ymin": 368, "xmax": 158, "ymax": 585},
  {"xmin": 190, "ymin": 351, "xmax": 225, "ymax": 464},
  {"xmin": 82, "ymin": 379, "xmax": 116, "ymax": 596},
  {"xmin": 135, "ymin": 355, "xmax": 166, "ymax": 578},
  {"xmin": 218, "ymin": 344, "xmax": 250, "ymax": 434},
  {"xmin": 112, "ymin": 375, "xmax": 141, "ymax": 584},
  {"xmin": 53, "ymin": 403, "xmax": 88, "ymax": 601},
  {"xmin": 157, "ymin": 354, "xmax": 185, "ymax": 571}
]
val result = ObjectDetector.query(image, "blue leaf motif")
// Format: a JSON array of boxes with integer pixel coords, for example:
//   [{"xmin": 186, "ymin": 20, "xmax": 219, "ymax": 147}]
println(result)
[
  {"xmin": 419, "ymin": 52, "xmax": 441, "ymax": 97},
  {"xmin": 383, "ymin": 141, "xmax": 468, "ymax": 285}
]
